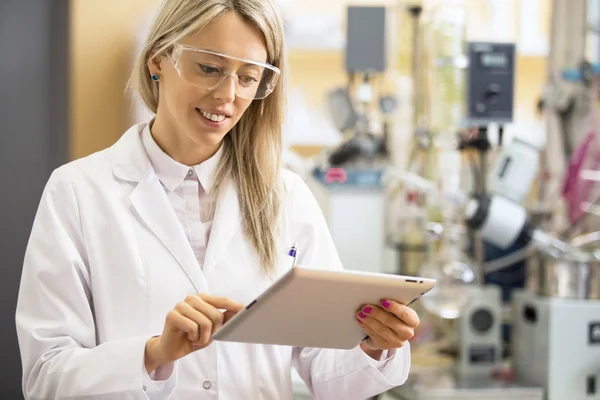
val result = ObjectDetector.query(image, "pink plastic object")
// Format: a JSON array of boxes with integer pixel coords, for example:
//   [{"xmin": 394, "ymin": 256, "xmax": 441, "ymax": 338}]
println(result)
[
  {"xmin": 562, "ymin": 79, "xmax": 600, "ymax": 223},
  {"xmin": 324, "ymin": 168, "xmax": 348, "ymax": 184}
]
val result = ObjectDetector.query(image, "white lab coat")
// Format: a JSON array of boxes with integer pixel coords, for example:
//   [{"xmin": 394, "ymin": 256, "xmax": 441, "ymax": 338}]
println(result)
[{"xmin": 15, "ymin": 123, "xmax": 411, "ymax": 400}]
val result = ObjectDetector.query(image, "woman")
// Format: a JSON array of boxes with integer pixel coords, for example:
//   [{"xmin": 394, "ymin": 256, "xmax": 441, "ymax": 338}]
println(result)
[{"xmin": 15, "ymin": 0, "xmax": 420, "ymax": 399}]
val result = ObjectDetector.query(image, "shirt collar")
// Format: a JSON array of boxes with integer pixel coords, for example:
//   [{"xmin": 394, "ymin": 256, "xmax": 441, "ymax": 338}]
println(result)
[{"xmin": 141, "ymin": 124, "xmax": 222, "ymax": 193}]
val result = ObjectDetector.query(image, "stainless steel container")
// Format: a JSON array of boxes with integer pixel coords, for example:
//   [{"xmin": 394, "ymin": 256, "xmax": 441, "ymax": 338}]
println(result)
[{"xmin": 527, "ymin": 233, "xmax": 600, "ymax": 299}]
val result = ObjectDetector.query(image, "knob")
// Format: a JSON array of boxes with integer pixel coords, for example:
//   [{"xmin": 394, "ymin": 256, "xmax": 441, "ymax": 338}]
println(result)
[{"xmin": 485, "ymin": 84, "xmax": 501, "ymax": 99}]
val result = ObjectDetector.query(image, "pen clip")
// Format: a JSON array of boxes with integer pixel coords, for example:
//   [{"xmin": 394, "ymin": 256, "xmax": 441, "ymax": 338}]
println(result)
[
  {"xmin": 288, "ymin": 241, "xmax": 297, "ymax": 257},
  {"xmin": 288, "ymin": 241, "xmax": 297, "ymax": 267}
]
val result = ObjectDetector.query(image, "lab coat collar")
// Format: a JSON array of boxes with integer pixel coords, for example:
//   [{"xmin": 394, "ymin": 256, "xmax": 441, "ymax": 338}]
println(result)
[
  {"xmin": 141, "ymin": 124, "xmax": 222, "ymax": 194},
  {"xmin": 140, "ymin": 126, "xmax": 190, "ymax": 192},
  {"xmin": 110, "ymin": 123, "xmax": 223, "ymax": 191},
  {"xmin": 110, "ymin": 123, "xmax": 152, "ymax": 183},
  {"xmin": 108, "ymin": 122, "xmax": 239, "ymax": 292}
]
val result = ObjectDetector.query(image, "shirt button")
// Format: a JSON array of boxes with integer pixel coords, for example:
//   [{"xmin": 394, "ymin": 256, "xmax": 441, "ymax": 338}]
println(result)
[
  {"xmin": 187, "ymin": 169, "xmax": 193, "ymax": 176},
  {"xmin": 142, "ymin": 385, "xmax": 147, "ymax": 391},
  {"xmin": 203, "ymin": 380, "xmax": 212, "ymax": 389}
]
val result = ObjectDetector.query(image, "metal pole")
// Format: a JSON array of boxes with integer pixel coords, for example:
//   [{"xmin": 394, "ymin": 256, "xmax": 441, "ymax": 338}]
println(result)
[
  {"xmin": 474, "ymin": 144, "xmax": 487, "ymax": 285},
  {"xmin": 408, "ymin": 4, "xmax": 423, "ymax": 129}
]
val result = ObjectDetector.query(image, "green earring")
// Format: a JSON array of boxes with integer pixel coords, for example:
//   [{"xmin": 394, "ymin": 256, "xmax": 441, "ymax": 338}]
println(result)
[{"xmin": 151, "ymin": 74, "xmax": 159, "ymax": 81}]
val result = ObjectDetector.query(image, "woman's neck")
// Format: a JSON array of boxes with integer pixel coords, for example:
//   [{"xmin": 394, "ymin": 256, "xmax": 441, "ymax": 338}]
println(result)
[{"xmin": 150, "ymin": 117, "xmax": 220, "ymax": 166}]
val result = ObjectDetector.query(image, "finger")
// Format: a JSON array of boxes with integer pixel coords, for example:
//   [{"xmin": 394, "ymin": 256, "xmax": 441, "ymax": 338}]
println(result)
[
  {"xmin": 185, "ymin": 295, "xmax": 225, "ymax": 333},
  {"xmin": 371, "ymin": 314, "xmax": 414, "ymax": 342},
  {"xmin": 357, "ymin": 313, "xmax": 405, "ymax": 344},
  {"xmin": 175, "ymin": 302, "xmax": 213, "ymax": 343},
  {"xmin": 358, "ymin": 304, "xmax": 398, "ymax": 329},
  {"xmin": 166, "ymin": 309, "xmax": 200, "ymax": 342},
  {"xmin": 198, "ymin": 294, "xmax": 245, "ymax": 312},
  {"xmin": 223, "ymin": 310, "xmax": 239, "ymax": 324},
  {"xmin": 357, "ymin": 317, "xmax": 391, "ymax": 349},
  {"xmin": 380, "ymin": 300, "xmax": 420, "ymax": 328}
]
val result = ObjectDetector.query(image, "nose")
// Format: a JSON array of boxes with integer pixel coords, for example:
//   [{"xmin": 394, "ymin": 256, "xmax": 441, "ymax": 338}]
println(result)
[{"xmin": 213, "ymin": 74, "xmax": 236, "ymax": 103}]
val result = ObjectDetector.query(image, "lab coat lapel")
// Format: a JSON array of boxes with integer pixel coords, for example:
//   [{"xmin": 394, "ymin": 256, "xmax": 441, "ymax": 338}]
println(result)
[
  {"xmin": 110, "ymin": 123, "xmax": 208, "ymax": 294},
  {"xmin": 130, "ymin": 170, "xmax": 208, "ymax": 294},
  {"xmin": 203, "ymin": 181, "xmax": 240, "ymax": 272}
]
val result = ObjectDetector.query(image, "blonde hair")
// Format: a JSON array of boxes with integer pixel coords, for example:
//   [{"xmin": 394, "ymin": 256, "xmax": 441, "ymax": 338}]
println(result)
[{"xmin": 128, "ymin": 0, "xmax": 286, "ymax": 276}]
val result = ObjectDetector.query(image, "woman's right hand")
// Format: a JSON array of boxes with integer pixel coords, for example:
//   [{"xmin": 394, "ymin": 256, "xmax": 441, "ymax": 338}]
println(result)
[{"xmin": 144, "ymin": 294, "xmax": 244, "ymax": 373}]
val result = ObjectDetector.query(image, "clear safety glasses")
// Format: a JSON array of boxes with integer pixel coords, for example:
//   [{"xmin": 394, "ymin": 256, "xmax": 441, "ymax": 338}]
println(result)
[{"xmin": 169, "ymin": 44, "xmax": 280, "ymax": 100}]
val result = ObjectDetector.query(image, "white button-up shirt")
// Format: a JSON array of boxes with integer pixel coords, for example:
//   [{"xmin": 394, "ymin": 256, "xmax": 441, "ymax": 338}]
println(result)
[{"xmin": 141, "ymin": 127, "xmax": 221, "ymax": 270}]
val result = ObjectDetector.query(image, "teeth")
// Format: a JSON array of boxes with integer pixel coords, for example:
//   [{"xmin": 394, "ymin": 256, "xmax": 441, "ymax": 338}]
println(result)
[{"xmin": 200, "ymin": 110, "xmax": 226, "ymax": 122}]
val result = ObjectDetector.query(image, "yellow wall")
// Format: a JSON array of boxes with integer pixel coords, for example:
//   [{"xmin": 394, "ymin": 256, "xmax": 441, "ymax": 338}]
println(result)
[
  {"xmin": 70, "ymin": 0, "xmax": 161, "ymax": 160},
  {"xmin": 515, "ymin": 56, "xmax": 547, "ymax": 120}
]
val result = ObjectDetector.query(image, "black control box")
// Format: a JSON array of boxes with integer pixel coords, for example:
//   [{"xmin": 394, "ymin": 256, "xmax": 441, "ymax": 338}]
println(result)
[{"xmin": 466, "ymin": 42, "xmax": 516, "ymax": 126}]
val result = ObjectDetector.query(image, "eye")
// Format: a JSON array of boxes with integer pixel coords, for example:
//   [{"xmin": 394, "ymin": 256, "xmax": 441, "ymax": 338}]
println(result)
[
  {"xmin": 239, "ymin": 75, "xmax": 259, "ymax": 86},
  {"xmin": 198, "ymin": 64, "xmax": 219, "ymax": 74}
]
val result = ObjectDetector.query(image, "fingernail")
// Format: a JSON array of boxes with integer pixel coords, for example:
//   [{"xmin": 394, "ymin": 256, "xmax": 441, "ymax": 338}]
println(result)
[
  {"xmin": 358, "ymin": 312, "xmax": 367, "ymax": 319},
  {"xmin": 381, "ymin": 300, "xmax": 391, "ymax": 308},
  {"xmin": 363, "ymin": 306, "xmax": 372, "ymax": 314},
  {"xmin": 356, "ymin": 318, "xmax": 363, "ymax": 324}
]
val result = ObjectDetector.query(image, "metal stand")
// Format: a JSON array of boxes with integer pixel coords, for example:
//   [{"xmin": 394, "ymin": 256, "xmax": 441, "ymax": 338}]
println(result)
[{"xmin": 458, "ymin": 126, "xmax": 492, "ymax": 285}]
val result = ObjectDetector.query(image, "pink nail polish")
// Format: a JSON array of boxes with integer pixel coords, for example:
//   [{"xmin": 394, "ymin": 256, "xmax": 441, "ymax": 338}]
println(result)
[
  {"xmin": 381, "ymin": 300, "xmax": 391, "ymax": 308},
  {"xmin": 363, "ymin": 306, "xmax": 372, "ymax": 314},
  {"xmin": 359, "ymin": 312, "xmax": 367, "ymax": 319}
]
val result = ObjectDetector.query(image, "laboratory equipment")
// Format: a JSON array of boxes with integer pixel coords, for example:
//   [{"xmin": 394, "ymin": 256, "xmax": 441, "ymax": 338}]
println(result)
[
  {"xmin": 527, "ymin": 234, "xmax": 600, "ymax": 299},
  {"xmin": 463, "ymin": 127, "xmax": 547, "ymax": 251},
  {"xmin": 326, "ymin": 88, "xmax": 359, "ymax": 133},
  {"xmin": 512, "ymin": 291, "xmax": 600, "ymax": 400},
  {"xmin": 507, "ymin": 2, "xmax": 600, "ymax": 398},
  {"xmin": 418, "ymin": 224, "xmax": 477, "ymax": 320},
  {"xmin": 466, "ymin": 42, "xmax": 516, "ymax": 127},
  {"xmin": 345, "ymin": 6, "xmax": 387, "ymax": 74},
  {"xmin": 456, "ymin": 285, "xmax": 503, "ymax": 378},
  {"xmin": 511, "ymin": 232, "xmax": 600, "ymax": 400},
  {"xmin": 387, "ymin": 188, "xmax": 428, "ymax": 277},
  {"xmin": 319, "ymin": 5, "xmax": 390, "ymax": 171},
  {"xmin": 326, "ymin": 74, "xmax": 387, "ymax": 167},
  {"xmin": 464, "ymin": 137, "xmax": 600, "ymax": 400},
  {"xmin": 408, "ymin": 3, "xmax": 424, "ymax": 129},
  {"xmin": 389, "ymin": 127, "xmax": 543, "ymax": 314},
  {"xmin": 424, "ymin": 0, "xmax": 468, "ymax": 135},
  {"xmin": 308, "ymin": 4, "xmax": 396, "ymax": 277}
]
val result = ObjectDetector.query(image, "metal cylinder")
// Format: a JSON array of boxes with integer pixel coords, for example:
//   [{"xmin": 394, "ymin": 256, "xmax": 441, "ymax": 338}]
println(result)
[
  {"xmin": 536, "ymin": 255, "xmax": 600, "ymax": 299},
  {"xmin": 528, "ymin": 237, "xmax": 600, "ymax": 299}
]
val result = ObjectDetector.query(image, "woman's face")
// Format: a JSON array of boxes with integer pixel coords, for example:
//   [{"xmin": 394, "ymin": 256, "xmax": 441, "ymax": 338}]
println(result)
[{"xmin": 150, "ymin": 11, "xmax": 268, "ymax": 159}]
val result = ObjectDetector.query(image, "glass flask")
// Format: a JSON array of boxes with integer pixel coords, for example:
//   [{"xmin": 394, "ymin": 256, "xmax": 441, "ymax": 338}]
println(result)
[
  {"xmin": 420, "ymin": 224, "xmax": 477, "ymax": 319},
  {"xmin": 422, "ymin": 0, "xmax": 468, "ymax": 137},
  {"xmin": 386, "ymin": 185, "xmax": 428, "ymax": 276}
]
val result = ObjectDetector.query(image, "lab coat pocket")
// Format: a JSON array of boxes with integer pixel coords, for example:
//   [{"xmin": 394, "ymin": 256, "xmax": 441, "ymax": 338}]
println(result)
[
  {"xmin": 132, "ymin": 220, "xmax": 198, "ymax": 331},
  {"xmin": 256, "ymin": 344, "xmax": 294, "ymax": 400}
]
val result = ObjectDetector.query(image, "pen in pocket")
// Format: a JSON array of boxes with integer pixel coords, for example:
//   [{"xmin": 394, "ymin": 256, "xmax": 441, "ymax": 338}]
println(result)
[{"xmin": 288, "ymin": 242, "xmax": 297, "ymax": 268}]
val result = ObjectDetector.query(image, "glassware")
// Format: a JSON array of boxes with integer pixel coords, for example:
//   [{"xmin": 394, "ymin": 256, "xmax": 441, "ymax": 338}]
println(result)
[
  {"xmin": 423, "ymin": 0, "xmax": 468, "ymax": 136},
  {"xmin": 420, "ymin": 224, "xmax": 477, "ymax": 319}
]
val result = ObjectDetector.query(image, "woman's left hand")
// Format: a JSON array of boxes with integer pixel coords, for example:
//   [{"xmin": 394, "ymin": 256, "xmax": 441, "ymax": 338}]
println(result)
[{"xmin": 356, "ymin": 299, "xmax": 420, "ymax": 351}]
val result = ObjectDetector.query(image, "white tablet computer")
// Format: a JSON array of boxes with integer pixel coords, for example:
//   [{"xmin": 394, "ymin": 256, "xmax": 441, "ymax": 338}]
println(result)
[{"xmin": 212, "ymin": 267, "xmax": 436, "ymax": 349}]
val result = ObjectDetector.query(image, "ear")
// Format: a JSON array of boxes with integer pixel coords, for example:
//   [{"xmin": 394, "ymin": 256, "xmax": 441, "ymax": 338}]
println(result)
[{"xmin": 147, "ymin": 53, "xmax": 165, "ymax": 78}]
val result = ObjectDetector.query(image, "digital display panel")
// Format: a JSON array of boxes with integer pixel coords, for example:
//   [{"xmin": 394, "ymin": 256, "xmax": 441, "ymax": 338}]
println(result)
[{"xmin": 480, "ymin": 53, "xmax": 509, "ymax": 69}]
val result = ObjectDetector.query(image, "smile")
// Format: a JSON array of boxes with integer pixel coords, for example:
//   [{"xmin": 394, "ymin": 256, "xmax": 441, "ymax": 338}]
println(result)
[
  {"xmin": 196, "ymin": 108, "xmax": 230, "ymax": 127},
  {"xmin": 199, "ymin": 109, "xmax": 227, "ymax": 122}
]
